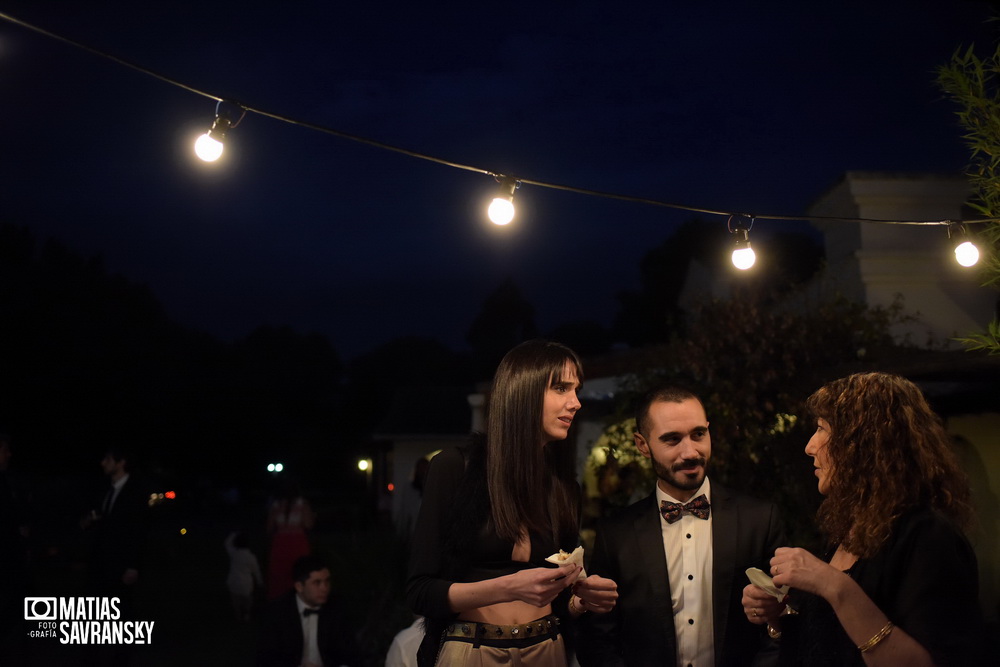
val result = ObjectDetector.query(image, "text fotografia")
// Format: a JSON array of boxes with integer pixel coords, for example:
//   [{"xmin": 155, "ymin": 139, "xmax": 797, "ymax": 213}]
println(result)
[{"xmin": 24, "ymin": 597, "xmax": 155, "ymax": 645}]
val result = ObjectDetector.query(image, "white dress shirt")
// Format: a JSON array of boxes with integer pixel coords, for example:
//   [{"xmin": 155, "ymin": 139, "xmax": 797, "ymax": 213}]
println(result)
[
  {"xmin": 656, "ymin": 478, "xmax": 714, "ymax": 667},
  {"xmin": 105, "ymin": 473, "xmax": 129, "ymax": 514},
  {"xmin": 295, "ymin": 595, "xmax": 323, "ymax": 666}
]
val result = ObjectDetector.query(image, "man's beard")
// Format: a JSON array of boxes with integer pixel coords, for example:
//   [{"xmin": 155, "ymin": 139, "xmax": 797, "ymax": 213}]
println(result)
[{"xmin": 652, "ymin": 457, "xmax": 707, "ymax": 494}]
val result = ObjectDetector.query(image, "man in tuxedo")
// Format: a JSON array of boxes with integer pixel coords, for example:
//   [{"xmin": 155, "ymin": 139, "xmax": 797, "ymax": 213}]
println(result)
[
  {"xmin": 258, "ymin": 555, "xmax": 359, "ymax": 667},
  {"xmin": 578, "ymin": 384, "xmax": 784, "ymax": 667},
  {"xmin": 88, "ymin": 447, "xmax": 148, "ymax": 600}
]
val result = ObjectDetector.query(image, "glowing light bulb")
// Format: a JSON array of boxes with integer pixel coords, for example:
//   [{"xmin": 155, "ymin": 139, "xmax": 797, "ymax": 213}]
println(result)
[
  {"xmin": 488, "ymin": 177, "xmax": 518, "ymax": 225},
  {"xmin": 358, "ymin": 459, "xmax": 370, "ymax": 472},
  {"xmin": 728, "ymin": 218, "xmax": 756, "ymax": 270},
  {"xmin": 194, "ymin": 133, "xmax": 224, "ymax": 161},
  {"xmin": 732, "ymin": 246, "xmax": 756, "ymax": 270},
  {"xmin": 488, "ymin": 197, "xmax": 515, "ymax": 225},
  {"xmin": 954, "ymin": 240, "xmax": 980, "ymax": 267},
  {"xmin": 194, "ymin": 113, "xmax": 232, "ymax": 162}
]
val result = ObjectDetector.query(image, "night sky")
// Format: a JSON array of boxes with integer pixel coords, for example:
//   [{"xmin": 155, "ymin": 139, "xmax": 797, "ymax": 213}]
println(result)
[{"xmin": 1, "ymin": 1, "xmax": 994, "ymax": 359}]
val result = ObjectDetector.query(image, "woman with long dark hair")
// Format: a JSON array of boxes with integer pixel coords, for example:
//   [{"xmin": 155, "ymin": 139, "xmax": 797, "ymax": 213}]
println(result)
[
  {"xmin": 406, "ymin": 340, "xmax": 618, "ymax": 666},
  {"xmin": 742, "ymin": 372, "xmax": 982, "ymax": 665}
]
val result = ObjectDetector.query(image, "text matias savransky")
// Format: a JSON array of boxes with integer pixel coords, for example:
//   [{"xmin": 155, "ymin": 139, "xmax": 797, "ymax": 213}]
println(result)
[{"xmin": 24, "ymin": 597, "xmax": 155, "ymax": 645}]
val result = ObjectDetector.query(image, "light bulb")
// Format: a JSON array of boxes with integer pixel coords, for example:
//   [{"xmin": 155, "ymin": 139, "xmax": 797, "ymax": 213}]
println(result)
[
  {"xmin": 194, "ymin": 113, "xmax": 232, "ymax": 162},
  {"xmin": 732, "ymin": 246, "xmax": 756, "ymax": 270},
  {"xmin": 488, "ymin": 197, "xmax": 515, "ymax": 225},
  {"xmin": 488, "ymin": 177, "xmax": 518, "ymax": 225},
  {"xmin": 194, "ymin": 133, "xmax": 224, "ymax": 161},
  {"xmin": 954, "ymin": 240, "xmax": 980, "ymax": 267}
]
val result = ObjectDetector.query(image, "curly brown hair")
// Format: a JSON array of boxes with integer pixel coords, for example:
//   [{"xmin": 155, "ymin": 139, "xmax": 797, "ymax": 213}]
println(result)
[{"xmin": 805, "ymin": 372, "xmax": 973, "ymax": 558}]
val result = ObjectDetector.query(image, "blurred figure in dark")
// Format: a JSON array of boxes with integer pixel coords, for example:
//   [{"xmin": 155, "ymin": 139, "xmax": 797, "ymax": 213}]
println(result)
[
  {"xmin": 258, "ymin": 554, "xmax": 359, "ymax": 667},
  {"xmin": 225, "ymin": 529, "xmax": 263, "ymax": 622},
  {"xmin": 0, "ymin": 433, "xmax": 30, "ymax": 661},
  {"xmin": 266, "ymin": 479, "xmax": 314, "ymax": 599},
  {"xmin": 81, "ymin": 447, "xmax": 149, "ymax": 606}
]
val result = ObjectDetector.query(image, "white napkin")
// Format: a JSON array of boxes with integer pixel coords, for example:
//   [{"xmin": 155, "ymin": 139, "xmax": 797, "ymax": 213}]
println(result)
[
  {"xmin": 546, "ymin": 546, "xmax": 587, "ymax": 582},
  {"xmin": 745, "ymin": 567, "xmax": 789, "ymax": 602}
]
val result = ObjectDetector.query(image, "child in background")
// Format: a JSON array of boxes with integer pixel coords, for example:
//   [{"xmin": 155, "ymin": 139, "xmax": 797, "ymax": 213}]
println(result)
[{"xmin": 225, "ymin": 530, "xmax": 263, "ymax": 622}]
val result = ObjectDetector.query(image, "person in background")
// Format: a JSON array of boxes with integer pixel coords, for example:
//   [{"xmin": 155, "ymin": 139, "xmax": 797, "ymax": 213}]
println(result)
[
  {"xmin": 742, "ymin": 372, "xmax": 983, "ymax": 666},
  {"xmin": 85, "ymin": 447, "xmax": 148, "ymax": 601},
  {"xmin": 225, "ymin": 529, "xmax": 263, "ymax": 622},
  {"xmin": 406, "ymin": 339, "xmax": 618, "ymax": 666},
  {"xmin": 0, "ymin": 433, "xmax": 30, "ymax": 661},
  {"xmin": 578, "ymin": 383, "xmax": 785, "ymax": 666},
  {"xmin": 258, "ymin": 554, "xmax": 358, "ymax": 667},
  {"xmin": 385, "ymin": 616, "xmax": 423, "ymax": 667},
  {"xmin": 266, "ymin": 480, "xmax": 314, "ymax": 599}
]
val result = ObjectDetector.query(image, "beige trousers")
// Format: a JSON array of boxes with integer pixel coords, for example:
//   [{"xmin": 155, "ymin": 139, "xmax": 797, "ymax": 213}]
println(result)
[{"xmin": 434, "ymin": 634, "xmax": 567, "ymax": 666}]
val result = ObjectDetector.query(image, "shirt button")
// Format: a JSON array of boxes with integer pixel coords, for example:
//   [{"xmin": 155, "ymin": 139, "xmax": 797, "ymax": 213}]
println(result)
[
  {"xmin": 688, "ymin": 619, "xmax": 694, "ymax": 625},
  {"xmin": 688, "ymin": 574, "xmax": 694, "ymax": 580},
  {"xmin": 686, "ymin": 534, "xmax": 692, "ymax": 539}
]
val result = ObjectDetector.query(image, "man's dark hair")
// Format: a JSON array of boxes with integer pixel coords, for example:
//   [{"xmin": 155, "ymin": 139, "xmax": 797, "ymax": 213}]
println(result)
[
  {"xmin": 633, "ymin": 382, "xmax": 704, "ymax": 437},
  {"xmin": 292, "ymin": 554, "xmax": 329, "ymax": 584},
  {"xmin": 104, "ymin": 446, "xmax": 133, "ymax": 472}
]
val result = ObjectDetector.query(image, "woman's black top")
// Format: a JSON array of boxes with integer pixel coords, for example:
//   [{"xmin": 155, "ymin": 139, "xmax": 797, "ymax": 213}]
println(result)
[
  {"xmin": 405, "ymin": 439, "xmax": 579, "ymax": 666},
  {"xmin": 779, "ymin": 507, "xmax": 983, "ymax": 666}
]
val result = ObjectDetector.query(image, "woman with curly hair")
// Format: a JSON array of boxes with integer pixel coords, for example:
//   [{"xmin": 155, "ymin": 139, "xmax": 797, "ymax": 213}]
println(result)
[
  {"xmin": 742, "ymin": 372, "xmax": 982, "ymax": 666},
  {"xmin": 406, "ymin": 340, "xmax": 618, "ymax": 666}
]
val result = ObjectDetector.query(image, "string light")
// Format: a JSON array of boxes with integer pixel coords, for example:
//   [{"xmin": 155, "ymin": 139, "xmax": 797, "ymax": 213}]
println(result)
[
  {"xmin": 488, "ymin": 177, "xmax": 518, "ymax": 225},
  {"xmin": 193, "ymin": 100, "xmax": 241, "ymax": 162},
  {"xmin": 729, "ymin": 215, "xmax": 756, "ymax": 270},
  {"xmin": 194, "ymin": 114, "xmax": 229, "ymax": 162},
  {"xmin": 948, "ymin": 222, "xmax": 981, "ymax": 267},
  {"xmin": 1, "ymin": 10, "xmax": 998, "ymax": 239}
]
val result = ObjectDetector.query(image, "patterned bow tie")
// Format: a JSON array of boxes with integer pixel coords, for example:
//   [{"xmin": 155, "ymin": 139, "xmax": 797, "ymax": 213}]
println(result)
[
  {"xmin": 302, "ymin": 607, "xmax": 321, "ymax": 617},
  {"xmin": 660, "ymin": 494, "xmax": 711, "ymax": 524}
]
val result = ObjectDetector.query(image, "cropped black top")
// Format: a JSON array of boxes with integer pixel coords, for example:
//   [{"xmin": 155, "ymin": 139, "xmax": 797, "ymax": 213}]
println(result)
[{"xmin": 405, "ymin": 439, "xmax": 580, "ymax": 666}]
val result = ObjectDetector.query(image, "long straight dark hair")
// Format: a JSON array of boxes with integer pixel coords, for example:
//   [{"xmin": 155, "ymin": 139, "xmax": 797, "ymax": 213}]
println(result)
[{"xmin": 485, "ymin": 339, "xmax": 582, "ymax": 544}]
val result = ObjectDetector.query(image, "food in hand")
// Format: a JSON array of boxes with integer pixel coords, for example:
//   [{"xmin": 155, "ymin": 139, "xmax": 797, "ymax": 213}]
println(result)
[{"xmin": 546, "ymin": 546, "xmax": 587, "ymax": 581}]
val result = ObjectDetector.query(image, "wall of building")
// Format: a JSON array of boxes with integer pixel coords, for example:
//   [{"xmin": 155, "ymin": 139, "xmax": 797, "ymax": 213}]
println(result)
[{"xmin": 949, "ymin": 413, "xmax": 1000, "ymax": 625}]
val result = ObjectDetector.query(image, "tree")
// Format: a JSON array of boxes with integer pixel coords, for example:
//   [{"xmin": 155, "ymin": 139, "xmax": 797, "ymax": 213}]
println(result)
[
  {"xmin": 465, "ymin": 279, "xmax": 538, "ymax": 379},
  {"xmin": 937, "ymin": 43, "xmax": 1000, "ymax": 353}
]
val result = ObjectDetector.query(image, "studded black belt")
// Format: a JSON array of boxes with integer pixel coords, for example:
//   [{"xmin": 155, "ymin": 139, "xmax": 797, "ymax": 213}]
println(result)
[{"xmin": 442, "ymin": 615, "xmax": 560, "ymax": 648}]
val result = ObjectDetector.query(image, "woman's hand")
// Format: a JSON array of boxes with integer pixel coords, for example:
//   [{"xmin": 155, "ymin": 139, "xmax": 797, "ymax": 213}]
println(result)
[
  {"xmin": 741, "ymin": 583, "xmax": 785, "ymax": 626},
  {"xmin": 770, "ymin": 547, "xmax": 844, "ymax": 601},
  {"xmin": 572, "ymin": 575, "xmax": 618, "ymax": 614},
  {"xmin": 505, "ymin": 562, "xmax": 581, "ymax": 607}
]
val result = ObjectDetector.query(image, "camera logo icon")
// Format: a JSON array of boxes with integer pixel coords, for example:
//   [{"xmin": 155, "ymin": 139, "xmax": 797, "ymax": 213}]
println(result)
[{"xmin": 24, "ymin": 597, "xmax": 57, "ymax": 621}]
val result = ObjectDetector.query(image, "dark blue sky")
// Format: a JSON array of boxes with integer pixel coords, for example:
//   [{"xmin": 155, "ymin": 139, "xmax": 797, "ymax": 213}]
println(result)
[{"xmin": 0, "ymin": 1, "xmax": 994, "ymax": 358}]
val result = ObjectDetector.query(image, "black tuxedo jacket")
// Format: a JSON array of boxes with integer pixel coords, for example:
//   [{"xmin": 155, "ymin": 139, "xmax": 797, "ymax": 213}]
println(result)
[
  {"xmin": 578, "ymin": 483, "xmax": 785, "ymax": 667},
  {"xmin": 92, "ymin": 475, "xmax": 148, "ymax": 591},
  {"xmin": 257, "ymin": 590, "xmax": 358, "ymax": 667}
]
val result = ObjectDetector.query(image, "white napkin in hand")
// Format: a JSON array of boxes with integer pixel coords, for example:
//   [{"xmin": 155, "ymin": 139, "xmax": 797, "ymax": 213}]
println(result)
[
  {"xmin": 546, "ymin": 546, "xmax": 587, "ymax": 582},
  {"xmin": 745, "ymin": 567, "xmax": 789, "ymax": 602}
]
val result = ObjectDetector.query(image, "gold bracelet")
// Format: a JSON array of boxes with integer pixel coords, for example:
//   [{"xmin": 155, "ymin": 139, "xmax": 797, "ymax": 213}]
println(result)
[
  {"xmin": 857, "ymin": 621, "xmax": 894, "ymax": 653},
  {"xmin": 569, "ymin": 595, "xmax": 587, "ymax": 615},
  {"xmin": 767, "ymin": 624, "xmax": 782, "ymax": 639}
]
